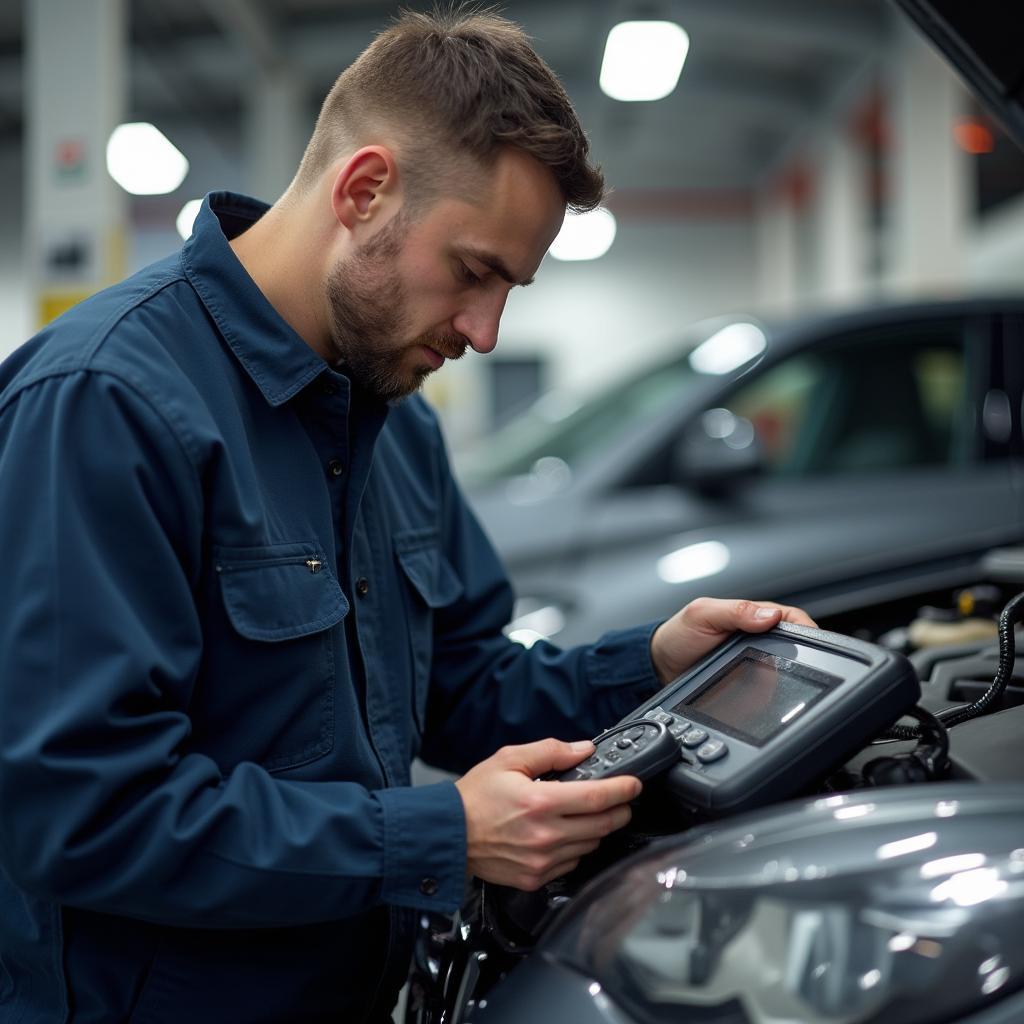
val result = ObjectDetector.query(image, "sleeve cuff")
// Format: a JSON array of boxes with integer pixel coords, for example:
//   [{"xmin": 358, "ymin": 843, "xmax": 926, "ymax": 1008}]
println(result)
[
  {"xmin": 584, "ymin": 622, "xmax": 664, "ymax": 725},
  {"xmin": 377, "ymin": 780, "xmax": 467, "ymax": 912}
]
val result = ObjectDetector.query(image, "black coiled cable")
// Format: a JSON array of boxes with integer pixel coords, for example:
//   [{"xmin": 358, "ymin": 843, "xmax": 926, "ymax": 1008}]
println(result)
[
  {"xmin": 864, "ymin": 704, "xmax": 949, "ymax": 783},
  {"xmin": 882, "ymin": 589, "xmax": 1024, "ymax": 741}
]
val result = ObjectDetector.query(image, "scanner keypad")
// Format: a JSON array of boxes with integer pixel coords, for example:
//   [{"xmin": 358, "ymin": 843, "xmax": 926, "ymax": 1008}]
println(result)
[{"xmin": 645, "ymin": 707, "xmax": 729, "ymax": 766}]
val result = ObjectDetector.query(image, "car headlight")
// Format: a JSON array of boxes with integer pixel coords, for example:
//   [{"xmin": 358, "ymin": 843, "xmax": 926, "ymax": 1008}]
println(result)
[{"xmin": 539, "ymin": 784, "xmax": 1024, "ymax": 1023}]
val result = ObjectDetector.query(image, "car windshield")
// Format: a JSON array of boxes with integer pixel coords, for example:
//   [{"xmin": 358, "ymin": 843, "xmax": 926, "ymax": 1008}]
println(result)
[
  {"xmin": 455, "ymin": 318, "xmax": 769, "ymax": 489},
  {"xmin": 455, "ymin": 358, "xmax": 696, "ymax": 488}
]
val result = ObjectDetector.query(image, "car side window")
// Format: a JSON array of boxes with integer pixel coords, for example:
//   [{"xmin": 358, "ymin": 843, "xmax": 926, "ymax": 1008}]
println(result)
[{"xmin": 724, "ymin": 322, "xmax": 971, "ymax": 476}]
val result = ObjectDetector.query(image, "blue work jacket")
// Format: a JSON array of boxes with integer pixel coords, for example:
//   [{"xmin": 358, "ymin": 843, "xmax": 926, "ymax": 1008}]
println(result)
[{"xmin": 0, "ymin": 192, "xmax": 659, "ymax": 1022}]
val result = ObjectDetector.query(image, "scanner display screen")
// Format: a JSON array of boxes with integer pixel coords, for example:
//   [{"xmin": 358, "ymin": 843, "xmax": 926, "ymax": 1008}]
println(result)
[{"xmin": 672, "ymin": 649, "xmax": 838, "ymax": 746}]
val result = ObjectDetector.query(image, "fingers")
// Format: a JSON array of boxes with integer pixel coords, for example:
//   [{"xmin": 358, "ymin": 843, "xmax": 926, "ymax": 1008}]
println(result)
[
  {"xmin": 763, "ymin": 601, "xmax": 818, "ymax": 629},
  {"xmin": 735, "ymin": 599, "xmax": 817, "ymax": 631},
  {"xmin": 456, "ymin": 748, "xmax": 641, "ymax": 892},
  {"xmin": 519, "ymin": 804, "xmax": 633, "ymax": 854},
  {"xmin": 684, "ymin": 596, "xmax": 816, "ymax": 635},
  {"xmin": 686, "ymin": 596, "xmax": 778, "ymax": 635},
  {"xmin": 559, "ymin": 803, "xmax": 633, "ymax": 842},
  {"xmin": 533, "ymin": 775, "xmax": 641, "ymax": 816},
  {"xmin": 494, "ymin": 737, "xmax": 596, "ymax": 776}
]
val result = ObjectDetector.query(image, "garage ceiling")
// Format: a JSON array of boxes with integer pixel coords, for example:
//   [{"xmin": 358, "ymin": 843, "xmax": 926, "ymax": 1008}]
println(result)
[{"xmin": 0, "ymin": 0, "xmax": 892, "ymax": 195}]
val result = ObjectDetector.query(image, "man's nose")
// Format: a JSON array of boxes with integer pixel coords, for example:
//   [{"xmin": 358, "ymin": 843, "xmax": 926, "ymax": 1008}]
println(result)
[{"xmin": 453, "ymin": 291, "xmax": 508, "ymax": 355}]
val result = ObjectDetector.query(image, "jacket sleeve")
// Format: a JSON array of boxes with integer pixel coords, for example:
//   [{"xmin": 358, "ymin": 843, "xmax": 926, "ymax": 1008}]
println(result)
[
  {"xmin": 0, "ymin": 369, "xmax": 466, "ymax": 926},
  {"xmin": 419, "ymin": 417, "xmax": 662, "ymax": 775}
]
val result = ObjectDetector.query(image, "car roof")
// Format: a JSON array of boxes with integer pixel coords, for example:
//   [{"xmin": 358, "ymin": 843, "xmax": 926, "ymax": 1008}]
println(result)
[{"xmin": 770, "ymin": 292, "xmax": 1024, "ymax": 345}]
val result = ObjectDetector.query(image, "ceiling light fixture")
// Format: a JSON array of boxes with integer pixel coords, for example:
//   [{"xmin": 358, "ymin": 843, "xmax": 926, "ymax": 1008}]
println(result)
[
  {"xmin": 599, "ymin": 20, "xmax": 689, "ymax": 102},
  {"xmin": 106, "ymin": 122, "xmax": 189, "ymax": 195},
  {"xmin": 548, "ymin": 208, "xmax": 617, "ymax": 261},
  {"xmin": 175, "ymin": 199, "xmax": 203, "ymax": 240}
]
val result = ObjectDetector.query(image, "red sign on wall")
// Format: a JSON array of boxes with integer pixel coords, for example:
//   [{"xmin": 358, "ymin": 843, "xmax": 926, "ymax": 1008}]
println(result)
[{"xmin": 55, "ymin": 139, "xmax": 86, "ymax": 182}]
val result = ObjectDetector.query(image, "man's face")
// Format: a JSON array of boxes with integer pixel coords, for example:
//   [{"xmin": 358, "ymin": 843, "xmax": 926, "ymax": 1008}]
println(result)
[{"xmin": 325, "ymin": 147, "xmax": 566, "ymax": 402}]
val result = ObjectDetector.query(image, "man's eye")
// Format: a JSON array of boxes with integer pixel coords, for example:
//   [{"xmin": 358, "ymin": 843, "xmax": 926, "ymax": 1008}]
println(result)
[{"xmin": 459, "ymin": 262, "xmax": 482, "ymax": 285}]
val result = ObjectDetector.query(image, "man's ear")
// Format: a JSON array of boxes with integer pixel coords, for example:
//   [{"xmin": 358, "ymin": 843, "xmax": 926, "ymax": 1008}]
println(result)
[{"xmin": 330, "ymin": 146, "xmax": 400, "ymax": 231}]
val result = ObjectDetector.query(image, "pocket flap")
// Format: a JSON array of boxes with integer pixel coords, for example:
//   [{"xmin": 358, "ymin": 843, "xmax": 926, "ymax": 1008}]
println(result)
[
  {"xmin": 394, "ymin": 529, "xmax": 465, "ymax": 609},
  {"xmin": 215, "ymin": 543, "xmax": 349, "ymax": 642}
]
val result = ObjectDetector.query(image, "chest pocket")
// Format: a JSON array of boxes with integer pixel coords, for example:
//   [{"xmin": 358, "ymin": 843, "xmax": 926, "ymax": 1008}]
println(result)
[
  {"xmin": 203, "ymin": 543, "xmax": 349, "ymax": 772},
  {"xmin": 394, "ymin": 529, "xmax": 464, "ymax": 735}
]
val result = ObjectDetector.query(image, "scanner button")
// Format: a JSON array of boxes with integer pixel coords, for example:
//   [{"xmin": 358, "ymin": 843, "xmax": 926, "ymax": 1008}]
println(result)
[
  {"xmin": 626, "ymin": 727, "xmax": 646, "ymax": 740},
  {"xmin": 615, "ymin": 737, "xmax": 633, "ymax": 749},
  {"xmin": 669, "ymin": 724, "xmax": 688, "ymax": 739},
  {"xmin": 696, "ymin": 739, "xmax": 728, "ymax": 763},
  {"xmin": 681, "ymin": 728, "xmax": 709, "ymax": 749},
  {"xmin": 585, "ymin": 755, "xmax": 602, "ymax": 767},
  {"xmin": 604, "ymin": 749, "xmax": 623, "ymax": 764},
  {"xmin": 575, "ymin": 769, "xmax": 594, "ymax": 780},
  {"xmin": 655, "ymin": 712, "xmax": 673, "ymax": 724}
]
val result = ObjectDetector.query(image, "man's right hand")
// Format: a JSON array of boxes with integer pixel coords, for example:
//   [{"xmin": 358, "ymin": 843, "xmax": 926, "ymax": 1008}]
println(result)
[{"xmin": 453, "ymin": 738, "xmax": 641, "ymax": 891}]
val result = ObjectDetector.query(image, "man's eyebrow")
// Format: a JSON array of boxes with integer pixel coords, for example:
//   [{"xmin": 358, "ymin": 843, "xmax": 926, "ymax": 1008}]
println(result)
[{"xmin": 461, "ymin": 247, "xmax": 535, "ymax": 287}]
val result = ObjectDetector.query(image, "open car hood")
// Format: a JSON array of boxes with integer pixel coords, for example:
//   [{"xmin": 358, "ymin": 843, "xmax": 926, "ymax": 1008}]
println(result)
[{"xmin": 893, "ymin": 0, "xmax": 1024, "ymax": 148}]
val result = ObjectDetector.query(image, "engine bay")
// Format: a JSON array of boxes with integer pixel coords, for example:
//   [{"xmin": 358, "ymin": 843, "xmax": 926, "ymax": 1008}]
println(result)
[{"xmin": 406, "ymin": 549, "xmax": 1024, "ymax": 1023}]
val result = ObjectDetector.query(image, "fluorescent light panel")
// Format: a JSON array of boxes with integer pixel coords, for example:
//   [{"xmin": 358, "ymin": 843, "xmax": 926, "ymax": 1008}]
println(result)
[
  {"xmin": 600, "ymin": 20, "xmax": 689, "ymax": 102},
  {"xmin": 106, "ymin": 122, "xmax": 189, "ymax": 196},
  {"xmin": 549, "ymin": 208, "xmax": 617, "ymax": 262},
  {"xmin": 176, "ymin": 199, "xmax": 203, "ymax": 240}
]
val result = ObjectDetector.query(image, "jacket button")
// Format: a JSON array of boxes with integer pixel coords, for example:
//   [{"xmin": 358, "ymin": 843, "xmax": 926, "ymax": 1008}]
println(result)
[
  {"xmin": 327, "ymin": 459, "xmax": 344, "ymax": 477},
  {"xmin": 419, "ymin": 877, "xmax": 439, "ymax": 896},
  {"xmin": 322, "ymin": 381, "xmax": 337, "ymax": 396},
  {"xmin": 355, "ymin": 576, "xmax": 369, "ymax": 596}
]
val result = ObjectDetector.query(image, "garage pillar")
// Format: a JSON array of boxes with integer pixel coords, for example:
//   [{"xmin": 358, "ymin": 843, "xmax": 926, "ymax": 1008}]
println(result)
[
  {"xmin": 886, "ymin": 20, "xmax": 970, "ymax": 294},
  {"xmin": 814, "ymin": 122, "xmax": 869, "ymax": 304},
  {"xmin": 755, "ymin": 174, "xmax": 800, "ymax": 315},
  {"xmin": 24, "ymin": 0, "xmax": 127, "ymax": 328},
  {"xmin": 244, "ymin": 69, "xmax": 308, "ymax": 204}
]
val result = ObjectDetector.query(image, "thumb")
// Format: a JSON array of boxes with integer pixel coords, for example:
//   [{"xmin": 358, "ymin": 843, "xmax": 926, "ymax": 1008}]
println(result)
[
  {"xmin": 688, "ymin": 598, "xmax": 781, "ymax": 636},
  {"xmin": 497, "ymin": 737, "xmax": 595, "ymax": 776},
  {"xmin": 737, "ymin": 600, "xmax": 783, "ymax": 632}
]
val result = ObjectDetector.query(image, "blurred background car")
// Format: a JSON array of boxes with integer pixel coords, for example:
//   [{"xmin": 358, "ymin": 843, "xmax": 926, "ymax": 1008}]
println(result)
[{"xmin": 458, "ymin": 296, "xmax": 1024, "ymax": 648}]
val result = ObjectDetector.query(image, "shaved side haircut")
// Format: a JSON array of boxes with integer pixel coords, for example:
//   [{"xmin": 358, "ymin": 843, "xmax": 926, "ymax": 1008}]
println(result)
[{"xmin": 293, "ymin": 5, "xmax": 605, "ymax": 213}]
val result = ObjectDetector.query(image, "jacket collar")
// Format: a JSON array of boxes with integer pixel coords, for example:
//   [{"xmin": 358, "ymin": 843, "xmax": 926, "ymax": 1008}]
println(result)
[{"xmin": 181, "ymin": 191, "xmax": 329, "ymax": 407}]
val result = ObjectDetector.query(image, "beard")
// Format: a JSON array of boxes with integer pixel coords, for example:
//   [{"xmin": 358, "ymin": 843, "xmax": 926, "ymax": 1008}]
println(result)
[{"xmin": 325, "ymin": 212, "xmax": 466, "ymax": 403}]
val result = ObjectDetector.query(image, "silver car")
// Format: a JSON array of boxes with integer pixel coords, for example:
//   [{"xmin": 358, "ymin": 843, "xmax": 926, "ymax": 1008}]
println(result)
[{"xmin": 460, "ymin": 299, "xmax": 1024, "ymax": 646}]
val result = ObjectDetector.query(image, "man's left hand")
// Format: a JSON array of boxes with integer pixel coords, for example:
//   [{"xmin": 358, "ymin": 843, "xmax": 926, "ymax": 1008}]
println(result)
[{"xmin": 650, "ymin": 597, "xmax": 817, "ymax": 685}]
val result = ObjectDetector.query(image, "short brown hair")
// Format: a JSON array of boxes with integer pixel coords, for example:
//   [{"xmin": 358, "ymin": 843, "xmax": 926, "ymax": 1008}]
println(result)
[{"xmin": 293, "ymin": 5, "xmax": 605, "ymax": 213}]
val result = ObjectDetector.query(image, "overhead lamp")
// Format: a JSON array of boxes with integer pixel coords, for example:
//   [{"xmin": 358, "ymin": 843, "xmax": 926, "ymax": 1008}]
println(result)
[
  {"xmin": 175, "ymin": 199, "xmax": 204, "ymax": 240},
  {"xmin": 106, "ymin": 122, "xmax": 189, "ymax": 195},
  {"xmin": 548, "ymin": 207, "xmax": 617, "ymax": 261},
  {"xmin": 600, "ymin": 20, "xmax": 689, "ymax": 102}
]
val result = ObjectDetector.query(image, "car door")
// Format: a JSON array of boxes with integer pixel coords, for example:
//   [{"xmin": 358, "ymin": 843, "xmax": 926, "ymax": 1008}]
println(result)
[
  {"xmin": 546, "ymin": 310, "xmax": 1024, "ymax": 646},
  {"xmin": 699, "ymin": 311, "xmax": 1022, "ymax": 611}
]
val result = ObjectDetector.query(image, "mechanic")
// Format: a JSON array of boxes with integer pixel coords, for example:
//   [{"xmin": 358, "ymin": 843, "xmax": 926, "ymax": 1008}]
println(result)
[{"xmin": 0, "ymin": 8, "xmax": 813, "ymax": 1023}]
